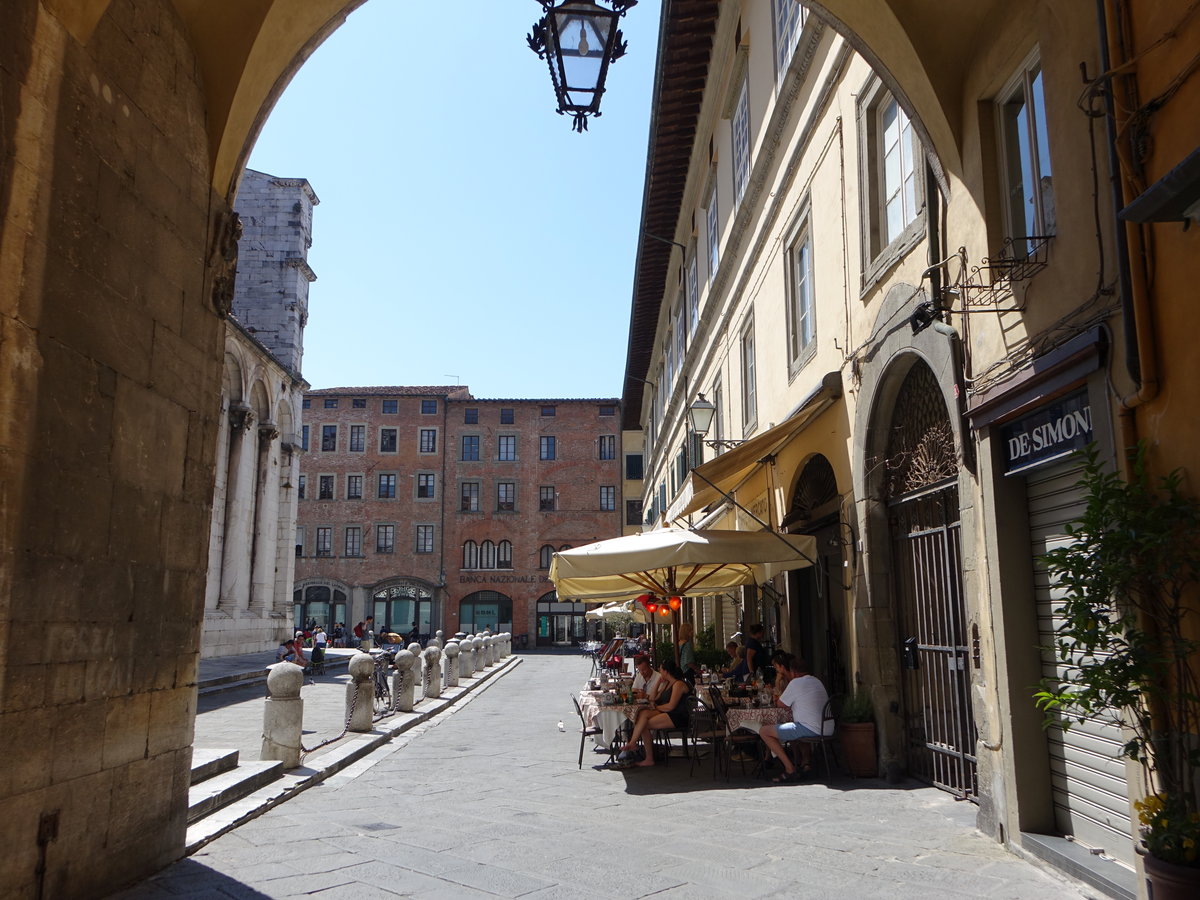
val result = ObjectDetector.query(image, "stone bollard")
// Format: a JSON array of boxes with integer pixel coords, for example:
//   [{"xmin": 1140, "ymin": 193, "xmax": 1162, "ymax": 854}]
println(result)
[
  {"xmin": 346, "ymin": 652, "xmax": 375, "ymax": 733},
  {"xmin": 482, "ymin": 635, "xmax": 494, "ymax": 667},
  {"xmin": 432, "ymin": 629, "xmax": 444, "ymax": 649},
  {"xmin": 473, "ymin": 635, "xmax": 485, "ymax": 673},
  {"xmin": 392, "ymin": 648, "xmax": 418, "ymax": 712},
  {"xmin": 261, "ymin": 663, "xmax": 304, "ymax": 768},
  {"xmin": 443, "ymin": 641, "xmax": 460, "ymax": 688},
  {"xmin": 423, "ymin": 645, "xmax": 443, "ymax": 699},
  {"xmin": 499, "ymin": 632, "xmax": 510, "ymax": 658},
  {"xmin": 459, "ymin": 637, "xmax": 475, "ymax": 679}
]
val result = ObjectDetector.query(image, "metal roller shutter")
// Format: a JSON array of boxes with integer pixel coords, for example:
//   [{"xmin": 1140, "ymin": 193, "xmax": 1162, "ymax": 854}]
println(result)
[{"xmin": 1027, "ymin": 459, "xmax": 1134, "ymax": 865}]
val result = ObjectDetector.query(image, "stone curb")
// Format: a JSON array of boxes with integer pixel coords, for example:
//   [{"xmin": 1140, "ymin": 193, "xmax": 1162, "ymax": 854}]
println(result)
[{"xmin": 185, "ymin": 655, "xmax": 521, "ymax": 854}]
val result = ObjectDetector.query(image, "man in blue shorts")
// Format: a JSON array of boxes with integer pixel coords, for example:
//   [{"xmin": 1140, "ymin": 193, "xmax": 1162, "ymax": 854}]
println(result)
[{"xmin": 759, "ymin": 653, "xmax": 830, "ymax": 782}]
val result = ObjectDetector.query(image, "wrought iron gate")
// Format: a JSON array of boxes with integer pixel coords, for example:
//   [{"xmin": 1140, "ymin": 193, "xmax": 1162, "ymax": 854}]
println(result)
[{"xmin": 890, "ymin": 481, "xmax": 977, "ymax": 798}]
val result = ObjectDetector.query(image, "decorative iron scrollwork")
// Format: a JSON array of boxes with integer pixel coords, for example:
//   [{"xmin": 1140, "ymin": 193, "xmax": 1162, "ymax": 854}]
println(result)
[{"xmin": 961, "ymin": 236, "xmax": 1052, "ymax": 307}]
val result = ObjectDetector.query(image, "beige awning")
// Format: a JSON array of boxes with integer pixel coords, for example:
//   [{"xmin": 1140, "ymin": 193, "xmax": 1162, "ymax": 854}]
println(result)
[{"xmin": 667, "ymin": 373, "xmax": 842, "ymax": 522}]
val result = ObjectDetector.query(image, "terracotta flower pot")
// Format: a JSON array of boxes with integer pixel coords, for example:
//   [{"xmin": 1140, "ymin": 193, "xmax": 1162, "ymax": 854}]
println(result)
[
  {"xmin": 840, "ymin": 721, "xmax": 877, "ymax": 777},
  {"xmin": 1144, "ymin": 852, "xmax": 1200, "ymax": 900}
]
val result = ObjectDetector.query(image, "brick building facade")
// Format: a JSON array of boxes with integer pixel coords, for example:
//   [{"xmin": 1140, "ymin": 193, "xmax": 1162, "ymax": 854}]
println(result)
[{"xmin": 293, "ymin": 388, "xmax": 622, "ymax": 645}]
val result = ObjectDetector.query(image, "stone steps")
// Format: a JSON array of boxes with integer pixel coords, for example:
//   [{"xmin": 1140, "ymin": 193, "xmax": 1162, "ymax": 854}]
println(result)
[{"xmin": 188, "ymin": 751, "xmax": 284, "ymax": 825}]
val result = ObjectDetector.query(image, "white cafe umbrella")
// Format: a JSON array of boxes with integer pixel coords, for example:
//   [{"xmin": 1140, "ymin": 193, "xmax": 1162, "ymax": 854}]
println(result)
[
  {"xmin": 584, "ymin": 600, "xmax": 651, "ymax": 623},
  {"xmin": 549, "ymin": 527, "xmax": 818, "ymax": 603}
]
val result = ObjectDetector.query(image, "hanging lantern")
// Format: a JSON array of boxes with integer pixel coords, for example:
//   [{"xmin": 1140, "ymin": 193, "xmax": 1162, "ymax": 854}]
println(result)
[
  {"xmin": 644, "ymin": 599, "xmax": 658, "ymax": 614},
  {"xmin": 667, "ymin": 596, "xmax": 682, "ymax": 611},
  {"xmin": 526, "ymin": 1, "xmax": 636, "ymax": 131}
]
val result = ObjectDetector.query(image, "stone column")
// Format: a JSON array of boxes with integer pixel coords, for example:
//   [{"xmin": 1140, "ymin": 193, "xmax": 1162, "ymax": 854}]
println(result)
[
  {"xmin": 392, "ymin": 649, "xmax": 417, "ymax": 712},
  {"xmin": 261, "ymin": 663, "xmax": 303, "ymax": 767},
  {"xmin": 346, "ymin": 652, "xmax": 374, "ymax": 733},
  {"xmin": 249, "ymin": 421, "xmax": 280, "ymax": 614},
  {"xmin": 423, "ymin": 645, "xmax": 442, "ymax": 700},
  {"xmin": 459, "ymin": 637, "xmax": 475, "ymax": 679},
  {"xmin": 219, "ymin": 402, "xmax": 256, "ymax": 612},
  {"xmin": 272, "ymin": 443, "xmax": 300, "ymax": 618},
  {"xmin": 204, "ymin": 394, "xmax": 233, "ymax": 614},
  {"xmin": 443, "ymin": 641, "xmax": 460, "ymax": 688}
]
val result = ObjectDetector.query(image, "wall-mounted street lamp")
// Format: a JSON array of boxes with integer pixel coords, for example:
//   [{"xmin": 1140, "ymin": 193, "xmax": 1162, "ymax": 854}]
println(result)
[
  {"xmin": 687, "ymin": 393, "xmax": 744, "ymax": 453},
  {"xmin": 527, "ymin": 1, "xmax": 636, "ymax": 132}
]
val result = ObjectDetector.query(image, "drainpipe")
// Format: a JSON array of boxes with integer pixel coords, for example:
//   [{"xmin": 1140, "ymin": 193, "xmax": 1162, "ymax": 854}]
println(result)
[{"xmin": 1097, "ymin": 0, "xmax": 1159, "ymax": 467}]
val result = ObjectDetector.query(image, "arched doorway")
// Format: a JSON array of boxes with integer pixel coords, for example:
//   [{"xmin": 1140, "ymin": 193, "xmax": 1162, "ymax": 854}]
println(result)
[
  {"xmin": 882, "ymin": 360, "xmax": 976, "ymax": 798},
  {"xmin": 459, "ymin": 590, "xmax": 512, "ymax": 635},
  {"xmin": 372, "ymin": 580, "xmax": 433, "ymax": 642},
  {"xmin": 293, "ymin": 582, "xmax": 347, "ymax": 632},
  {"xmin": 536, "ymin": 590, "xmax": 587, "ymax": 647},
  {"xmin": 782, "ymin": 454, "xmax": 847, "ymax": 696}
]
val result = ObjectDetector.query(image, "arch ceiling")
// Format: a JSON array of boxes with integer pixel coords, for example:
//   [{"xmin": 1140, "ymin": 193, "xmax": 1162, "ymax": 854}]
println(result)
[{"xmin": 51, "ymin": 1, "xmax": 997, "ymax": 200}]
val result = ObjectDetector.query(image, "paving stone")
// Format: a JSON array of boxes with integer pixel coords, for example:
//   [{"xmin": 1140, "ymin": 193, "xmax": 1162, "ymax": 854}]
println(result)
[{"xmin": 129, "ymin": 655, "xmax": 1096, "ymax": 899}]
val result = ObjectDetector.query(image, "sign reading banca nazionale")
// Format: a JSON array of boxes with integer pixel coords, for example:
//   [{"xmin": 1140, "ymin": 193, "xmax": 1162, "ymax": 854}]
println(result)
[{"xmin": 1001, "ymin": 390, "xmax": 1093, "ymax": 474}]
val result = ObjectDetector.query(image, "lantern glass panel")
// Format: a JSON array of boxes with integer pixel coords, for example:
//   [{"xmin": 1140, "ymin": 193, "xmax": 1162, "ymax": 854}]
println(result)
[{"xmin": 552, "ymin": 3, "xmax": 613, "ymax": 101}]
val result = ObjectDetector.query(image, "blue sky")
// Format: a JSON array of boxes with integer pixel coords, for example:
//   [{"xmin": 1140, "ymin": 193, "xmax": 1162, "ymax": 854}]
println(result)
[{"xmin": 248, "ymin": 1, "xmax": 663, "ymax": 400}]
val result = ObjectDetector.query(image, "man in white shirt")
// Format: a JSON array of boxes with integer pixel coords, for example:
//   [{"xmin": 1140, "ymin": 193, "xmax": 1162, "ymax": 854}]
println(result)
[
  {"xmin": 631, "ymin": 654, "xmax": 662, "ymax": 701},
  {"xmin": 760, "ymin": 654, "xmax": 830, "ymax": 782}
]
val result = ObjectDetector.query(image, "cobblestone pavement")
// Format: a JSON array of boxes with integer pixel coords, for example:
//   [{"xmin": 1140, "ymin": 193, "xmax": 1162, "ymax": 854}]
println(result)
[{"xmin": 118, "ymin": 654, "xmax": 1097, "ymax": 899}]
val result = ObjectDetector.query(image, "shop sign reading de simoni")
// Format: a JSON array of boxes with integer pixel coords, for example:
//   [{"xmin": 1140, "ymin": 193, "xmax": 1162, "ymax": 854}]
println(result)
[{"xmin": 1000, "ymin": 389, "xmax": 1093, "ymax": 475}]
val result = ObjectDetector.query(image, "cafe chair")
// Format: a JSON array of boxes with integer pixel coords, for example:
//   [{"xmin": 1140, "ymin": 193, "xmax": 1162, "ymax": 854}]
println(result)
[
  {"xmin": 571, "ymin": 695, "xmax": 611, "ymax": 769},
  {"xmin": 649, "ymin": 693, "xmax": 701, "ymax": 767},
  {"xmin": 688, "ymin": 699, "xmax": 727, "ymax": 779},
  {"xmin": 706, "ymin": 687, "xmax": 762, "ymax": 780},
  {"xmin": 787, "ymin": 695, "xmax": 839, "ymax": 779}
]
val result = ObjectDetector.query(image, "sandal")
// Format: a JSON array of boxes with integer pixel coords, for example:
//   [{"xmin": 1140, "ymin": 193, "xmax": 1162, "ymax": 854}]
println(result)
[{"xmin": 772, "ymin": 769, "xmax": 802, "ymax": 784}]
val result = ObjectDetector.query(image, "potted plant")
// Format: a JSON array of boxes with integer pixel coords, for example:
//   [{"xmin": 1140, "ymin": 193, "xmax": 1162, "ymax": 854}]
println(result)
[
  {"xmin": 1034, "ymin": 445, "xmax": 1200, "ymax": 897},
  {"xmin": 840, "ymin": 689, "xmax": 877, "ymax": 777}
]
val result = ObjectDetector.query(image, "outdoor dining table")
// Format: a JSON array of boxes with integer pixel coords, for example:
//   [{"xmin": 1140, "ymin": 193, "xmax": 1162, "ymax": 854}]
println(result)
[{"xmin": 579, "ymin": 689, "xmax": 649, "ymax": 748}]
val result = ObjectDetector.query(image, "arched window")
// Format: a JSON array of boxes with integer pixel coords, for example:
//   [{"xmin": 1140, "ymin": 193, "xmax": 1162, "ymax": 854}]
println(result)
[
  {"xmin": 292, "ymin": 583, "xmax": 347, "ymax": 631},
  {"xmin": 460, "ymin": 590, "xmax": 513, "ymax": 634},
  {"xmin": 559, "ymin": 544, "xmax": 572, "ymax": 551},
  {"xmin": 372, "ymin": 581, "xmax": 433, "ymax": 641},
  {"xmin": 463, "ymin": 540, "xmax": 478, "ymax": 569},
  {"xmin": 497, "ymin": 540, "xmax": 512, "ymax": 569},
  {"xmin": 480, "ymin": 540, "xmax": 497, "ymax": 569},
  {"xmin": 539, "ymin": 544, "xmax": 555, "ymax": 569}
]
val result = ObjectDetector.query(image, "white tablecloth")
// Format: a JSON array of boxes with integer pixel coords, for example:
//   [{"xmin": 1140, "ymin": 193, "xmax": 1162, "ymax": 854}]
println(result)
[{"xmin": 580, "ymin": 691, "xmax": 648, "ymax": 747}]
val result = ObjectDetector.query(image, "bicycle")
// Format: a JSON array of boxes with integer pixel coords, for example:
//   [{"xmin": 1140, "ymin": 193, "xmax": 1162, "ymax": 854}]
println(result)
[{"xmin": 371, "ymin": 649, "xmax": 394, "ymax": 714}]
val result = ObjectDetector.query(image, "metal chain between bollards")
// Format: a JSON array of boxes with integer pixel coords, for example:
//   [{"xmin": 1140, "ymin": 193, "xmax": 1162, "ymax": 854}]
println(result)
[{"xmin": 298, "ymin": 678, "xmax": 360, "ymax": 760}]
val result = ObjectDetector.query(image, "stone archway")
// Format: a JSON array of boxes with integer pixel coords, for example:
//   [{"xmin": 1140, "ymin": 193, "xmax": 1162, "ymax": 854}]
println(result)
[
  {"xmin": 782, "ymin": 454, "xmax": 847, "ymax": 696},
  {"xmin": 878, "ymin": 359, "xmax": 976, "ymax": 799},
  {"xmin": 0, "ymin": 2, "xmax": 1020, "ymax": 893}
]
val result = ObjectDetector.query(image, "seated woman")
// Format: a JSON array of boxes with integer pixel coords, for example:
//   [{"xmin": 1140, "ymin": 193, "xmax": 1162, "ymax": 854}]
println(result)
[
  {"xmin": 619, "ymin": 660, "xmax": 692, "ymax": 768},
  {"xmin": 719, "ymin": 642, "xmax": 748, "ymax": 681}
]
